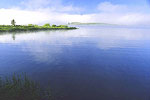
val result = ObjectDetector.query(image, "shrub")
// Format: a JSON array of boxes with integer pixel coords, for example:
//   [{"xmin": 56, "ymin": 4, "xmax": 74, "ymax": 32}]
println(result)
[
  {"xmin": 59, "ymin": 25, "xmax": 68, "ymax": 28},
  {"xmin": 52, "ymin": 25, "xmax": 56, "ymax": 27},
  {"xmin": 28, "ymin": 24, "xmax": 34, "ymax": 27},
  {"xmin": 11, "ymin": 19, "xmax": 16, "ymax": 26},
  {"xmin": 43, "ymin": 23, "xmax": 50, "ymax": 28}
]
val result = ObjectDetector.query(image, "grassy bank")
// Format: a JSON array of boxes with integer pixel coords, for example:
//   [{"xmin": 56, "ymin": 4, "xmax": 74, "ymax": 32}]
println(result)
[
  {"xmin": 0, "ymin": 24, "xmax": 77, "ymax": 32},
  {"xmin": 0, "ymin": 74, "xmax": 51, "ymax": 100}
]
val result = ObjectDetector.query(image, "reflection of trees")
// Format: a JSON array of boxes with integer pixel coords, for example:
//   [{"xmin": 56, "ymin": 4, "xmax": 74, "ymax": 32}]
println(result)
[{"xmin": 12, "ymin": 33, "xmax": 16, "ymax": 40}]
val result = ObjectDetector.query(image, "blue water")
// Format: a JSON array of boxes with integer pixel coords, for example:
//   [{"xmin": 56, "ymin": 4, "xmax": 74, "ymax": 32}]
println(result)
[{"xmin": 0, "ymin": 25, "xmax": 150, "ymax": 100}]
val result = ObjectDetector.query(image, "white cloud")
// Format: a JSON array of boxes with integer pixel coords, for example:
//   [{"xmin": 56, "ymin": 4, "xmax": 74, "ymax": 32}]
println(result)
[
  {"xmin": 0, "ymin": 1, "xmax": 150, "ymax": 25},
  {"xmin": 97, "ymin": 2, "xmax": 128, "ymax": 13},
  {"xmin": 21, "ymin": 0, "xmax": 83, "ymax": 13},
  {"xmin": 21, "ymin": 0, "xmax": 62, "ymax": 9},
  {"xmin": 96, "ymin": 2, "xmax": 150, "ymax": 25},
  {"xmin": 0, "ymin": 8, "xmax": 51, "ymax": 25}
]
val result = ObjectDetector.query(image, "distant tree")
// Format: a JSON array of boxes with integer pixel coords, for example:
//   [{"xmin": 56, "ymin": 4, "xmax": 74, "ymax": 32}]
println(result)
[
  {"xmin": 52, "ymin": 24, "xmax": 56, "ymax": 27},
  {"xmin": 28, "ymin": 24, "xmax": 34, "ymax": 27},
  {"xmin": 43, "ymin": 23, "xmax": 50, "ymax": 27},
  {"xmin": 28, "ymin": 24, "xmax": 39, "ymax": 28},
  {"xmin": 11, "ymin": 19, "xmax": 16, "ymax": 26},
  {"xmin": 34, "ymin": 25, "xmax": 39, "ymax": 28},
  {"xmin": 59, "ymin": 25, "xmax": 68, "ymax": 28}
]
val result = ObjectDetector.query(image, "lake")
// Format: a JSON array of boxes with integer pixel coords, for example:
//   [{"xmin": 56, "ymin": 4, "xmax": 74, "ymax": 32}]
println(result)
[{"xmin": 0, "ymin": 25, "xmax": 150, "ymax": 100}]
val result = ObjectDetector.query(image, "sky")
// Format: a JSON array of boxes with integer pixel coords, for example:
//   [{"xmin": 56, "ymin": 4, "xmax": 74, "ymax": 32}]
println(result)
[{"xmin": 0, "ymin": 0, "xmax": 150, "ymax": 25}]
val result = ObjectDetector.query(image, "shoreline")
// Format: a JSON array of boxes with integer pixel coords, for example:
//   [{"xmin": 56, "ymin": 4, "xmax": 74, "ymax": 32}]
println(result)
[{"xmin": 0, "ymin": 25, "xmax": 77, "ymax": 32}]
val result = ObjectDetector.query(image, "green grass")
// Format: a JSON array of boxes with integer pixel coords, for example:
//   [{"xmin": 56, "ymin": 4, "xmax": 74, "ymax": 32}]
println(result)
[
  {"xmin": 0, "ymin": 24, "xmax": 77, "ymax": 32},
  {"xmin": 0, "ymin": 73, "xmax": 51, "ymax": 100}
]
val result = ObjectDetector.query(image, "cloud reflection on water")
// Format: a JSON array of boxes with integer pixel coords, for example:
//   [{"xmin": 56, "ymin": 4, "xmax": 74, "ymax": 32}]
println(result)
[{"xmin": 0, "ymin": 26, "xmax": 150, "ymax": 62}]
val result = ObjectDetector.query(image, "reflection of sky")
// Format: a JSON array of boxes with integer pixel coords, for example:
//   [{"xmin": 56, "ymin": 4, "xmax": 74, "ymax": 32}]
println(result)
[
  {"xmin": 1, "ymin": 26, "xmax": 150, "ymax": 100},
  {"xmin": 0, "ymin": 26, "xmax": 150, "ymax": 63}
]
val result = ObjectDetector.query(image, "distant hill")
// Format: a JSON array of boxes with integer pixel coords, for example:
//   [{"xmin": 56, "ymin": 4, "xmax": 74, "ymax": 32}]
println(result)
[{"xmin": 68, "ymin": 22, "xmax": 117, "ymax": 25}]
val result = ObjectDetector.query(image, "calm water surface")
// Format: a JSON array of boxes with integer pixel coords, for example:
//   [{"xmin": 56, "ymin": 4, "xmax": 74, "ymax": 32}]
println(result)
[{"xmin": 0, "ymin": 25, "xmax": 150, "ymax": 100}]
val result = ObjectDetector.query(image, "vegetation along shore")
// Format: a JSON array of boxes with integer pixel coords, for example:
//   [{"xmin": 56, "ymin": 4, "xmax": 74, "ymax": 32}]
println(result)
[
  {"xmin": 0, "ymin": 73, "xmax": 52, "ymax": 100},
  {"xmin": 0, "ymin": 19, "xmax": 77, "ymax": 32}
]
